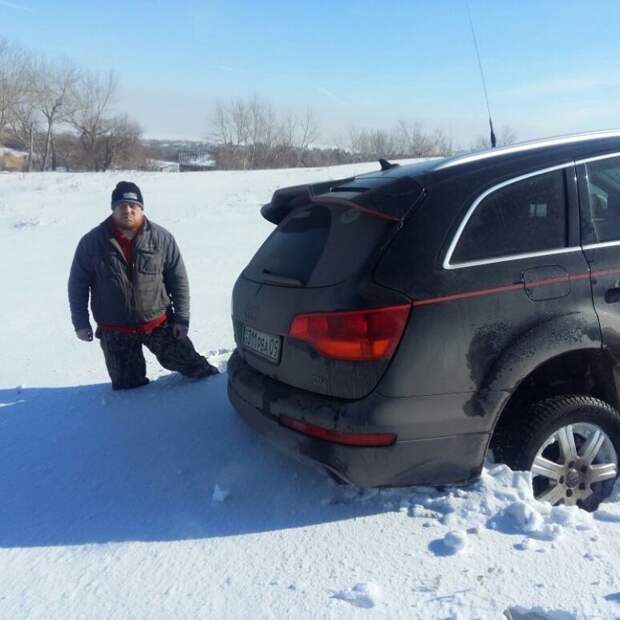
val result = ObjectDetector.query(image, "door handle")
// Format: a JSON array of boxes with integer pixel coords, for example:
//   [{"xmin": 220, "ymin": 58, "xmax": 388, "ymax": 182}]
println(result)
[{"xmin": 605, "ymin": 288, "xmax": 620, "ymax": 304}]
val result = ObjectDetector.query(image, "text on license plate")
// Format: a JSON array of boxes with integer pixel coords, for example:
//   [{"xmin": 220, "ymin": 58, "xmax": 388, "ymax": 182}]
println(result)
[{"xmin": 243, "ymin": 326, "xmax": 281, "ymax": 363}]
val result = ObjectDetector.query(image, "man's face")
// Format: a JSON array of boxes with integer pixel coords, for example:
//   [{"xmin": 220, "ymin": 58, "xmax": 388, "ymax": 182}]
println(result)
[{"xmin": 112, "ymin": 201, "xmax": 144, "ymax": 230}]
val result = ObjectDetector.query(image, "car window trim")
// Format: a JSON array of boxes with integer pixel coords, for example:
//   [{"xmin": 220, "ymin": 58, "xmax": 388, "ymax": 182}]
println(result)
[
  {"xmin": 575, "ymin": 151, "xmax": 620, "ymax": 166},
  {"xmin": 575, "ymin": 151, "xmax": 620, "ymax": 249},
  {"xmin": 582, "ymin": 240, "xmax": 620, "ymax": 251},
  {"xmin": 444, "ymin": 162, "xmax": 575, "ymax": 270}
]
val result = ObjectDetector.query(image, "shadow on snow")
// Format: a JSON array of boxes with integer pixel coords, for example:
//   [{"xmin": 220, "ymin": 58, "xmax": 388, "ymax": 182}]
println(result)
[{"xmin": 0, "ymin": 374, "xmax": 383, "ymax": 548}]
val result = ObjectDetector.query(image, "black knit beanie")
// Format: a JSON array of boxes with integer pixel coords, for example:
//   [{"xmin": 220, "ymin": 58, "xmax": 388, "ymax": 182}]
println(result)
[{"xmin": 111, "ymin": 181, "xmax": 144, "ymax": 209}]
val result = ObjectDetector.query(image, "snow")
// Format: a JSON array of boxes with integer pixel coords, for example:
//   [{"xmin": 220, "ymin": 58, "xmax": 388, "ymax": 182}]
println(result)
[
  {"xmin": 439, "ymin": 530, "xmax": 468, "ymax": 555},
  {"xmin": 212, "ymin": 484, "xmax": 231, "ymax": 503},
  {"xmin": 331, "ymin": 582, "xmax": 384, "ymax": 609},
  {"xmin": 1, "ymin": 162, "xmax": 620, "ymax": 619}
]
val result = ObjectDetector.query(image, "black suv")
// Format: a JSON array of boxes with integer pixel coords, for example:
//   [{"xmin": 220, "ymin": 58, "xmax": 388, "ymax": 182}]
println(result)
[{"xmin": 228, "ymin": 130, "xmax": 620, "ymax": 510}]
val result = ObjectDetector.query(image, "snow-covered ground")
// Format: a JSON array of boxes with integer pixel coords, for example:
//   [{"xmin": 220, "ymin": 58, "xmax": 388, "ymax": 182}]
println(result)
[{"xmin": 1, "ymin": 163, "xmax": 620, "ymax": 619}]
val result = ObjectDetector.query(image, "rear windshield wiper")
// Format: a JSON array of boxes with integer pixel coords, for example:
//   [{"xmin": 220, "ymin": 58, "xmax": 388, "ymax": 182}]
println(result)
[{"xmin": 261, "ymin": 269, "xmax": 305, "ymax": 286}]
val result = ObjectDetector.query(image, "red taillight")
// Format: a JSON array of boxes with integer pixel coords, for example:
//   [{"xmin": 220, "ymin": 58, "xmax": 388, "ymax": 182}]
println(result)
[
  {"xmin": 288, "ymin": 304, "xmax": 411, "ymax": 361},
  {"xmin": 280, "ymin": 415, "xmax": 396, "ymax": 447}
]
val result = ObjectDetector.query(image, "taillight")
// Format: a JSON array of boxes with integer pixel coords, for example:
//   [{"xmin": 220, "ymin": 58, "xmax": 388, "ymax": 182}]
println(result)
[
  {"xmin": 280, "ymin": 415, "xmax": 396, "ymax": 447},
  {"xmin": 288, "ymin": 304, "xmax": 411, "ymax": 361}
]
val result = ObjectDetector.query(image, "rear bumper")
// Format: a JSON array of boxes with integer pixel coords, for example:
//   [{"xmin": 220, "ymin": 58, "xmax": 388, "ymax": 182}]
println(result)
[{"xmin": 227, "ymin": 350, "xmax": 488, "ymax": 487}]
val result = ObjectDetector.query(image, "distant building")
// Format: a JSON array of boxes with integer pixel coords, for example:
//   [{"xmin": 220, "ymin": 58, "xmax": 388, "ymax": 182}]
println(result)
[
  {"xmin": 178, "ymin": 149, "xmax": 216, "ymax": 172},
  {"xmin": 148, "ymin": 159, "xmax": 180, "ymax": 173}
]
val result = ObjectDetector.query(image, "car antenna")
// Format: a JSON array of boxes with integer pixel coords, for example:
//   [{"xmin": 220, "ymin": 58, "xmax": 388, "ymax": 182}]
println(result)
[
  {"xmin": 379, "ymin": 158, "xmax": 399, "ymax": 171},
  {"xmin": 466, "ymin": 0, "xmax": 497, "ymax": 148}
]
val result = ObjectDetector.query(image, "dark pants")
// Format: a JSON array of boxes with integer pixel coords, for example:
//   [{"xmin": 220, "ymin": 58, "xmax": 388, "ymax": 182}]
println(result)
[{"xmin": 97, "ymin": 324, "xmax": 212, "ymax": 389}]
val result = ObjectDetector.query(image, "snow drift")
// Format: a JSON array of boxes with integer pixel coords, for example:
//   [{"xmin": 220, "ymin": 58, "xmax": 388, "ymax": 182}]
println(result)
[{"xmin": 1, "ymin": 163, "xmax": 620, "ymax": 619}]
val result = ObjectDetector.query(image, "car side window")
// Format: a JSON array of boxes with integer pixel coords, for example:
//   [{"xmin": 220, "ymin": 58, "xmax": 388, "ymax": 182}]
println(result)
[
  {"xmin": 583, "ymin": 156, "xmax": 620, "ymax": 244},
  {"xmin": 452, "ymin": 169, "xmax": 568, "ymax": 264}
]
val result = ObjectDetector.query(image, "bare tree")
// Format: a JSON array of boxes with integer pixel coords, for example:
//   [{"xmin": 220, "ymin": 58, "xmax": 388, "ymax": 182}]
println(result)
[
  {"xmin": 0, "ymin": 38, "xmax": 28, "ymax": 145},
  {"xmin": 67, "ymin": 69, "xmax": 117, "ymax": 170},
  {"xmin": 268, "ymin": 107, "xmax": 319, "ymax": 168},
  {"xmin": 498, "ymin": 125, "xmax": 517, "ymax": 146},
  {"xmin": 211, "ymin": 99, "xmax": 247, "ymax": 168},
  {"xmin": 0, "ymin": 38, "xmax": 11, "ymax": 143},
  {"xmin": 0, "ymin": 39, "xmax": 150, "ymax": 172},
  {"xmin": 210, "ymin": 97, "xmax": 319, "ymax": 170},
  {"xmin": 9, "ymin": 102, "xmax": 40, "ymax": 171},
  {"xmin": 7, "ymin": 56, "xmax": 42, "ymax": 171},
  {"xmin": 395, "ymin": 121, "xmax": 453, "ymax": 157},
  {"xmin": 230, "ymin": 98, "xmax": 250, "ymax": 147},
  {"xmin": 350, "ymin": 126, "xmax": 374, "ymax": 158},
  {"xmin": 295, "ymin": 108, "xmax": 319, "ymax": 165},
  {"xmin": 33, "ymin": 58, "xmax": 78, "ymax": 170},
  {"xmin": 395, "ymin": 121, "xmax": 423, "ymax": 157},
  {"xmin": 471, "ymin": 124, "xmax": 518, "ymax": 150},
  {"xmin": 212, "ymin": 100, "xmax": 232, "ymax": 145},
  {"xmin": 246, "ymin": 96, "xmax": 278, "ymax": 169},
  {"xmin": 372, "ymin": 129, "xmax": 396, "ymax": 158},
  {"xmin": 350, "ymin": 122, "xmax": 452, "ymax": 161},
  {"xmin": 211, "ymin": 100, "xmax": 234, "ymax": 168},
  {"xmin": 101, "ymin": 114, "xmax": 144, "ymax": 170},
  {"xmin": 431, "ymin": 128, "xmax": 454, "ymax": 157}
]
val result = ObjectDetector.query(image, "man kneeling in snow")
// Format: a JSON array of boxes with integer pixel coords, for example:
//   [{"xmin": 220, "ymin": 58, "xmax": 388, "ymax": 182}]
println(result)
[{"xmin": 68, "ymin": 181, "xmax": 218, "ymax": 390}]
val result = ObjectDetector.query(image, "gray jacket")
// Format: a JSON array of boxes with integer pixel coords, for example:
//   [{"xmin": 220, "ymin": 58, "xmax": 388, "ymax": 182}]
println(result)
[{"xmin": 68, "ymin": 216, "xmax": 190, "ymax": 331}]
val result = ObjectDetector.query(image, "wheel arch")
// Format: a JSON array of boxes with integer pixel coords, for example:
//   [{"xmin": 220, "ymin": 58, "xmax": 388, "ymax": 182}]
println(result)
[{"xmin": 489, "ymin": 347, "xmax": 620, "ymax": 457}]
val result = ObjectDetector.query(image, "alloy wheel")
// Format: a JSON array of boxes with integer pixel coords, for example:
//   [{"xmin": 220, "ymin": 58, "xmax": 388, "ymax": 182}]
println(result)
[{"xmin": 531, "ymin": 422, "xmax": 618, "ymax": 507}]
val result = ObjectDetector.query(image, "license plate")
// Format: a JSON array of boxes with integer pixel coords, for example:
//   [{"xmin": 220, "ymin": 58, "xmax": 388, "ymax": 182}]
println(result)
[{"xmin": 242, "ymin": 325, "xmax": 282, "ymax": 363}]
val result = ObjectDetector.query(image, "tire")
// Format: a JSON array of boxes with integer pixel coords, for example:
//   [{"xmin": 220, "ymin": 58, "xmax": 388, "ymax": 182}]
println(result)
[{"xmin": 499, "ymin": 395, "xmax": 620, "ymax": 511}]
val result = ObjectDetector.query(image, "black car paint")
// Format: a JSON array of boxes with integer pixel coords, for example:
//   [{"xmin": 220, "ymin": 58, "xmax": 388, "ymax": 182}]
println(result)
[
  {"xmin": 231, "ymin": 275, "xmax": 411, "ymax": 400},
  {"xmin": 576, "ymin": 161, "xmax": 620, "ymax": 358},
  {"xmin": 227, "ymin": 351, "xmax": 488, "ymax": 486},
  {"xmin": 228, "ymin": 135, "xmax": 620, "ymax": 487}
]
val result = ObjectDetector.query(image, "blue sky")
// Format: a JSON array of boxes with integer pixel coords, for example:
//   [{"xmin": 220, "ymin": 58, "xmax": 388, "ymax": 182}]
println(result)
[{"xmin": 3, "ymin": 0, "xmax": 620, "ymax": 146}]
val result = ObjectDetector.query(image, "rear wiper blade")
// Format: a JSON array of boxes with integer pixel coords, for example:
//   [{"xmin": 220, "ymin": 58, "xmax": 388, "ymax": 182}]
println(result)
[{"xmin": 261, "ymin": 269, "xmax": 305, "ymax": 286}]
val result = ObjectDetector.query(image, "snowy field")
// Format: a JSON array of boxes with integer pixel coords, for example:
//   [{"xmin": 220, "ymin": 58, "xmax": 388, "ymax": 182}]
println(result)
[{"xmin": 1, "ymin": 163, "xmax": 620, "ymax": 619}]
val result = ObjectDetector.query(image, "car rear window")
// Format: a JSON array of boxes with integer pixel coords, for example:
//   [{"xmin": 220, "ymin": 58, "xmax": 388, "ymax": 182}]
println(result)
[{"xmin": 243, "ymin": 203, "xmax": 395, "ymax": 287}]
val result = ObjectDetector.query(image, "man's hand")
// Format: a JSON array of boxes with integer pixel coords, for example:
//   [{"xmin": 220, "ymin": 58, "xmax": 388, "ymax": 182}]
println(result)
[
  {"xmin": 172, "ymin": 323, "xmax": 189, "ymax": 340},
  {"xmin": 76, "ymin": 327, "xmax": 93, "ymax": 342}
]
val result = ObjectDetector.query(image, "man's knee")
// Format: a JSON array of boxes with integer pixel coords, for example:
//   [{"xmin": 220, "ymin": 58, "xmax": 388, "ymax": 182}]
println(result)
[
  {"xmin": 98, "ymin": 331, "xmax": 147, "ymax": 388},
  {"xmin": 145, "ymin": 327, "xmax": 213, "ymax": 376}
]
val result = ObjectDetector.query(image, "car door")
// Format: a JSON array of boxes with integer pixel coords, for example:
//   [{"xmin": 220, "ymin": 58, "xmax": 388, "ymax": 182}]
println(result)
[
  {"xmin": 577, "ymin": 152, "xmax": 620, "ymax": 353},
  {"xmin": 379, "ymin": 163, "xmax": 598, "ymax": 405}
]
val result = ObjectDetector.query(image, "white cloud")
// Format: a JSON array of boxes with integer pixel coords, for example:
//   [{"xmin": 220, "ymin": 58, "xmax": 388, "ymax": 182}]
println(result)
[{"xmin": 0, "ymin": 0, "xmax": 33, "ymax": 12}]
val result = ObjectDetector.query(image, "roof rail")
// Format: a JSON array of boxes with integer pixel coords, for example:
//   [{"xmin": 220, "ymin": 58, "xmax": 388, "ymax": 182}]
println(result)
[{"xmin": 435, "ymin": 129, "xmax": 620, "ymax": 170}]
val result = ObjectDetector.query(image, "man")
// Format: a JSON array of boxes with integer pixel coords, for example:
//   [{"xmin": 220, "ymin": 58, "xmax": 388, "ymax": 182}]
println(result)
[{"xmin": 68, "ymin": 181, "xmax": 217, "ymax": 390}]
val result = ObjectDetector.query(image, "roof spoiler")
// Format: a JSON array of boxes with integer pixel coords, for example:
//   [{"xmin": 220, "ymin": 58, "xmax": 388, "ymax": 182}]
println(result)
[
  {"xmin": 260, "ymin": 177, "xmax": 355, "ymax": 224},
  {"xmin": 260, "ymin": 160, "xmax": 420, "ymax": 225}
]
